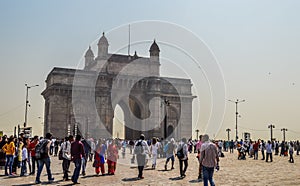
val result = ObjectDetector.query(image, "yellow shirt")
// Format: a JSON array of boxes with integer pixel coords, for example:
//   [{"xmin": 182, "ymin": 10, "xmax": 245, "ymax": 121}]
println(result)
[{"xmin": 2, "ymin": 141, "xmax": 15, "ymax": 155}]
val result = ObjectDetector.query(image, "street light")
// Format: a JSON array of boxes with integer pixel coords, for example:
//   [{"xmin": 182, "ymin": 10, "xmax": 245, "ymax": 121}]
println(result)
[
  {"xmin": 24, "ymin": 84, "xmax": 39, "ymax": 127},
  {"xmin": 268, "ymin": 124, "xmax": 275, "ymax": 141},
  {"xmin": 228, "ymin": 99, "xmax": 245, "ymax": 141},
  {"xmin": 163, "ymin": 99, "xmax": 170, "ymax": 139},
  {"xmin": 281, "ymin": 128, "xmax": 288, "ymax": 142},
  {"xmin": 226, "ymin": 128, "xmax": 231, "ymax": 141}
]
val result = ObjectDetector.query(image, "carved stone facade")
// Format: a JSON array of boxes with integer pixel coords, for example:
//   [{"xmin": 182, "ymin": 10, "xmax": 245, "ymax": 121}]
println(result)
[{"xmin": 42, "ymin": 33, "xmax": 195, "ymax": 140}]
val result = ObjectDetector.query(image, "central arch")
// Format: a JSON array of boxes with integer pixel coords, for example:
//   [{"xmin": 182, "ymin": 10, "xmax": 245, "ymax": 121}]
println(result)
[
  {"xmin": 113, "ymin": 97, "xmax": 143, "ymax": 140},
  {"xmin": 113, "ymin": 104, "xmax": 125, "ymax": 139}
]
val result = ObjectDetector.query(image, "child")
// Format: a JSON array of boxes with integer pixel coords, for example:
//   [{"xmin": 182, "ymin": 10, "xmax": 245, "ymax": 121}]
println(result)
[{"xmin": 20, "ymin": 141, "xmax": 28, "ymax": 176}]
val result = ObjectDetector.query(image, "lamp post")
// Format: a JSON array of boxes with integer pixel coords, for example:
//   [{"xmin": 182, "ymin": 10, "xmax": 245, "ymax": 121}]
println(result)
[
  {"xmin": 24, "ymin": 84, "xmax": 39, "ymax": 127},
  {"xmin": 195, "ymin": 129, "xmax": 199, "ymax": 140},
  {"xmin": 281, "ymin": 128, "xmax": 287, "ymax": 142},
  {"xmin": 268, "ymin": 124, "xmax": 275, "ymax": 141},
  {"xmin": 228, "ymin": 99, "xmax": 245, "ymax": 141},
  {"xmin": 226, "ymin": 128, "xmax": 231, "ymax": 141},
  {"xmin": 163, "ymin": 99, "xmax": 170, "ymax": 139}
]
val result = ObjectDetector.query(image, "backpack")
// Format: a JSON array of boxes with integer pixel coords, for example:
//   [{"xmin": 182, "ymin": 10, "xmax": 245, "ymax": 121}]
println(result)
[
  {"xmin": 134, "ymin": 141, "xmax": 144, "ymax": 155},
  {"xmin": 35, "ymin": 139, "xmax": 49, "ymax": 159},
  {"xmin": 176, "ymin": 145, "xmax": 184, "ymax": 159}
]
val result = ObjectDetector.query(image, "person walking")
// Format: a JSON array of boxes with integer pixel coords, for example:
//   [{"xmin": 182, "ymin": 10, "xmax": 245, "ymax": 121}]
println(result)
[
  {"xmin": 150, "ymin": 137, "xmax": 159, "ymax": 169},
  {"xmin": 134, "ymin": 134, "xmax": 149, "ymax": 179},
  {"xmin": 199, "ymin": 134, "xmax": 219, "ymax": 186},
  {"xmin": 35, "ymin": 133, "xmax": 54, "ymax": 184},
  {"xmin": 177, "ymin": 138, "xmax": 188, "ymax": 178},
  {"xmin": 107, "ymin": 139, "xmax": 118, "ymax": 175},
  {"xmin": 2, "ymin": 135, "xmax": 15, "ymax": 176},
  {"xmin": 81, "ymin": 138, "xmax": 90, "ymax": 176},
  {"xmin": 71, "ymin": 134, "xmax": 85, "ymax": 184},
  {"xmin": 62, "ymin": 135, "xmax": 73, "ymax": 181},
  {"xmin": 266, "ymin": 140, "xmax": 273, "ymax": 162},
  {"xmin": 164, "ymin": 138, "xmax": 176, "ymax": 170},
  {"xmin": 196, "ymin": 135, "xmax": 203, "ymax": 181}
]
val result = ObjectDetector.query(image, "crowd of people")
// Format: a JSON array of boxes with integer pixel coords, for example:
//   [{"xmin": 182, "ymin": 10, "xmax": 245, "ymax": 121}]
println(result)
[
  {"xmin": 233, "ymin": 139, "xmax": 300, "ymax": 163},
  {"xmin": 0, "ymin": 131, "xmax": 298, "ymax": 185}
]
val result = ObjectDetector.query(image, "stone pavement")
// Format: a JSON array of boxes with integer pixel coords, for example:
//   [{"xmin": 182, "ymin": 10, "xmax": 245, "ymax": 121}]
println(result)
[
  {"xmin": 0, "ymin": 149, "xmax": 205, "ymax": 186},
  {"xmin": 1, "ymin": 150, "xmax": 299, "ymax": 185}
]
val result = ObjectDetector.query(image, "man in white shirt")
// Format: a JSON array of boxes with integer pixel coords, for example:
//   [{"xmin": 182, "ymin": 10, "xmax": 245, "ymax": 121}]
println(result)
[
  {"xmin": 134, "ymin": 134, "xmax": 150, "ymax": 179},
  {"xmin": 62, "ymin": 135, "xmax": 73, "ymax": 181}
]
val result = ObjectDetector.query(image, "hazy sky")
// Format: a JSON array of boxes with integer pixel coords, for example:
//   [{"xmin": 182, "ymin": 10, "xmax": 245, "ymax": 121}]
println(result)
[{"xmin": 0, "ymin": 0, "xmax": 300, "ymax": 141}]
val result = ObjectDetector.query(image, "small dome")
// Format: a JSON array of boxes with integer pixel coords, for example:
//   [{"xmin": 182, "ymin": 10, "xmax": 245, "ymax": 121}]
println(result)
[
  {"xmin": 98, "ymin": 32, "xmax": 108, "ymax": 46},
  {"xmin": 84, "ymin": 46, "xmax": 94, "ymax": 57},
  {"xmin": 149, "ymin": 40, "xmax": 160, "ymax": 52}
]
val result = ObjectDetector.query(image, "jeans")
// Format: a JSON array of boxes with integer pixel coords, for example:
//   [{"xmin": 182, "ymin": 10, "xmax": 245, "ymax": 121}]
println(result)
[
  {"xmin": 20, "ymin": 160, "xmax": 27, "ymax": 176},
  {"xmin": 31, "ymin": 156, "xmax": 39, "ymax": 174},
  {"xmin": 81, "ymin": 157, "xmax": 87, "ymax": 173},
  {"xmin": 203, "ymin": 166, "xmax": 215, "ymax": 186},
  {"xmin": 72, "ymin": 158, "xmax": 82, "ymax": 183},
  {"xmin": 27, "ymin": 153, "xmax": 32, "ymax": 174},
  {"xmin": 254, "ymin": 150, "xmax": 258, "ymax": 159},
  {"xmin": 5, "ymin": 155, "xmax": 14, "ymax": 175},
  {"xmin": 36, "ymin": 157, "xmax": 53, "ymax": 182}
]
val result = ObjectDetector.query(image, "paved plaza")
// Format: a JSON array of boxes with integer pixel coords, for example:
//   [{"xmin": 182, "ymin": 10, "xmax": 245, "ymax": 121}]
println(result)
[{"xmin": 0, "ymin": 149, "xmax": 299, "ymax": 186}]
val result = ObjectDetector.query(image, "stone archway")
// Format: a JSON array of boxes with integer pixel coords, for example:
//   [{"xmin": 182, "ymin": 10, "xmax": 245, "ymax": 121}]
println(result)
[{"xmin": 114, "ymin": 97, "xmax": 143, "ymax": 140}]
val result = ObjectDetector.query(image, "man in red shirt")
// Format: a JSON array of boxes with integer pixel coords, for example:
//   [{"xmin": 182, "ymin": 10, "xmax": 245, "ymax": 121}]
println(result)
[
  {"xmin": 253, "ymin": 140, "xmax": 260, "ymax": 160},
  {"xmin": 71, "ymin": 135, "xmax": 85, "ymax": 184},
  {"xmin": 28, "ymin": 136, "xmax": 39, "ymax": 175}
]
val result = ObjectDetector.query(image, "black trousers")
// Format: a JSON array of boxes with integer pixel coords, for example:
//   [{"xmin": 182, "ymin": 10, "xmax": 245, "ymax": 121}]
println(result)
[
  {"xmin": 179, "ymin": 158, "xmax": 188, "ymax": 176},
  {"xmin": 136, "ymin": 155, "xmax": 146, "ymax": 177},
  {"xmin": 62, "ymin": 158, "xmax": 71, "ymax": 179},
  {"xmin": 261, "ymin": 150, "xmax": 265, "ymax": 160},
  {"xmin": 266, "ymin": 153, "xmax": 272, "ymax": 162}
]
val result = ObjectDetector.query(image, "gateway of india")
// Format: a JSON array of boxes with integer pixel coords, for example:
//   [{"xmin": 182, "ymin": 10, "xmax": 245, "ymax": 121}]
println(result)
[{"xmin": 42, "ymin": 33, "xmax": 195, "ymax": 140}]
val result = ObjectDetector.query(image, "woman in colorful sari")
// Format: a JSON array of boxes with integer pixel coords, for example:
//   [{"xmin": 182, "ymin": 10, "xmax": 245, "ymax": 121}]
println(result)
[
  {"xmin": 107, "ymin": 139, "xmax": 118, "ymax": 175},
  {"xmin": 93, "ymin": 139, "xmax": 106, "ymax": 176}
]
